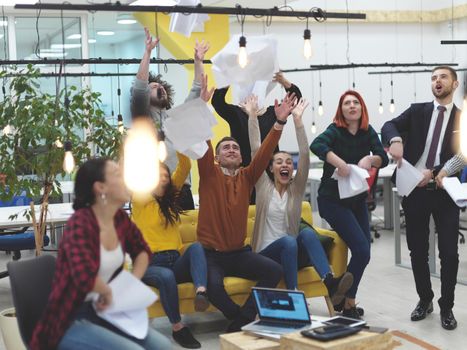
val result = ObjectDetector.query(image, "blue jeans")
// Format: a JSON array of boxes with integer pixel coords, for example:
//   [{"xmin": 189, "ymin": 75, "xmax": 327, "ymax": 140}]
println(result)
[
  {"xmin": 58, "ymin": 303, "xmax": 171, "ymax": 350},
  {"xmin": 259, "ymin": 228, "xmax": 331, "ymax": 290},
  {"xmin": 318, "ymin": 196, "xmax": 371, "ymax": 298},
  {"xmin": 142, "ymin": 242, "xmax": 207, "ymax": 324}
]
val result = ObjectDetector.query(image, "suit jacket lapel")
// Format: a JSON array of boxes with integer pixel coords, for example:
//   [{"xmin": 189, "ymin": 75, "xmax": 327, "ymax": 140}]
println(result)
[
  {"xmin": 440, "ymin": 104, "xmax": 459, "ymax": 157},
  {"xmin": 421, "ymin": 102, "xmax": 434, "ymax": 143}
]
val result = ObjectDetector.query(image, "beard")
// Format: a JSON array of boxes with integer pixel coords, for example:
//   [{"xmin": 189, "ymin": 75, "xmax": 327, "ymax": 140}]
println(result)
[
  {"xmin": 432, "ymin": 85, "xmax": 453, "ymax": 100},
  {"xmin": 150, "ymin": 95, "xmax": 169, "ymax": 109}
]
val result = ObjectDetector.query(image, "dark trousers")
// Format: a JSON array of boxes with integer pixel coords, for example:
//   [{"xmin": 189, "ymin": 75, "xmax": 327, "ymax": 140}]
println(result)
[
  {"xmin": 204, "ymin": 246, "xmax": 283, "ymax": 321},
  {"xmin": 402, "ymin": 187, "xmax": 459, "ymax": 311},
  {"xmin": 179, "ymin": 184, "xmax": 195, "ymax": 210}
]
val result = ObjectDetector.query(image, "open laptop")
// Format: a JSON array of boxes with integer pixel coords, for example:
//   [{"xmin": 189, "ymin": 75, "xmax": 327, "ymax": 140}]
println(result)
[{"xmin": 241, "ymin": 287, "xmax": 312, "ymax": 336}]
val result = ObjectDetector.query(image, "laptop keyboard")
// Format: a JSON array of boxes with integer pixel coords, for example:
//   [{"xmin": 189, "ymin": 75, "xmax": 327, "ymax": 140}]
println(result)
[{"xmin": 255, "ymin": 320, "xmax": 305, "ymax": 329}]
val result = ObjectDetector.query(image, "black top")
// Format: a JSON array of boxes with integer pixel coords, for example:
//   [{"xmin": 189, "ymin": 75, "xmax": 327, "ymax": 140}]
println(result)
[{"xmin": 211, "ymin": 84, "xmax": 302, "ymax": 167}]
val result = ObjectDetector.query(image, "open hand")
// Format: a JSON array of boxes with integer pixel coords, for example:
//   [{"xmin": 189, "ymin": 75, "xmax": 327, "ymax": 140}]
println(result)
[
  {"xmin": 274, "ymin": 93, "xmax": 297, "ymax": 122},
  {"xmin": 239, "ymin": 94, "xmax": 259, "ymax": 117},
  {"xmin": 291, "ymin": 98, "xmax": 309, "ymax": 121},
  {"xmin": 194, "ymin": 39, "xmax": 210, "ymax": 62},
  {"xmin": 273, "ymin": 71, "xmax": 292, "ymax": 89},
  {"xmin": 144, "ymin": 27, "xmax": 159, "ymax": 54},
  {"xmin": 200, "ymin": 74, "xmax": 215, "ymax": 102}
]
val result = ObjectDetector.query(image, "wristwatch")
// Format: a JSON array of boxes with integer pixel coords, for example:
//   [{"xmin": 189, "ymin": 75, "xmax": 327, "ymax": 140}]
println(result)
[{"xmin": 275, "ymin": 118, "xmax": 287, "ymax": 125}]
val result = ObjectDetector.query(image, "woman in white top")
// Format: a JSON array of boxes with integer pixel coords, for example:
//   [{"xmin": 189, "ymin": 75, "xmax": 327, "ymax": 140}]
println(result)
[{"xmin": 244, "ymin": 95, "xmax": 353, "ymax": 305}]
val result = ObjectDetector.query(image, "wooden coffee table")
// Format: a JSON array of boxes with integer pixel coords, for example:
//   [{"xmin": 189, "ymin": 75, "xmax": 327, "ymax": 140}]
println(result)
[{"xmin": 220, "ymin": 330, "xmax": 395, "ymax": 350}]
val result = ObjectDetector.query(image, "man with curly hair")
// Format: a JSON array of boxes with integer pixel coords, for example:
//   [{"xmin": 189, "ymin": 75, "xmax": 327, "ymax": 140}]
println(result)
[{"xmin": 131, "ymin": 27, "xmax": 209, "ymax": 210}]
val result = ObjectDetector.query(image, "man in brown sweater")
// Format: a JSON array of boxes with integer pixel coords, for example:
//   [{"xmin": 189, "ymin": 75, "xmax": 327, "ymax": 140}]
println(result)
[{"xmin": 197, "ymin": 93, "xmax": 296, "ymax": 332}]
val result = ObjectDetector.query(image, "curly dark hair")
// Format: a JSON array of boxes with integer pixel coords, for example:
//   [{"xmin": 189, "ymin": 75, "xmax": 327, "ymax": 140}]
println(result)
[
  {"xmin": 155, "ymin": 162, "xmax": 185, "ymax": 227},
  {"xmin": 148, "ymin": 72, "xmax": 175, "ymax": 109}
]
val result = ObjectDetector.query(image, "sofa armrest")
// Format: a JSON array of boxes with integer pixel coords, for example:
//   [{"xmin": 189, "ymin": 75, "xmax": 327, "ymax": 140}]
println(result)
[{"xmin": 315, "ymin": 227, "xmax": 347, "ymax": 277}]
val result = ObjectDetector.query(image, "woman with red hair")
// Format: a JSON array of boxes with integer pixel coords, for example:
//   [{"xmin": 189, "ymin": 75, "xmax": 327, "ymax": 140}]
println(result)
[{"xmin": 310, "ymin": 90, "xmax": 388, "ymax": 319}]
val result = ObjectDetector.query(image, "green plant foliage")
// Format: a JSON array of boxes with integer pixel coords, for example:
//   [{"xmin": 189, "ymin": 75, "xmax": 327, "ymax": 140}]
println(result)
[{"xmin": 0, "ymin": 64, "xmax": 123, "ymax": 204}]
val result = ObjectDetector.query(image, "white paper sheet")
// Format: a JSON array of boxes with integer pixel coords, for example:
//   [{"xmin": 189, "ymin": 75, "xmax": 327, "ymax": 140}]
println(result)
[
  {"xmin": 182, "ymin": 141, "xmax": 208, "ymax": 159},
  {"xmin": 211, "ymin": 35, "xmax": 279, "ymax": 91},
  {"xmin": 169, "ymin": 0, "xmax": 209, "ymax": 37},
  {"xmin": 332, "ymin": 165, "xmax": 369, "ymax": 199},
  {"xmin": 164, "ymin": 98, "xmax": 217, "ymax": 158},
  {"xmin": 95, "ymin": 270, "xmax": 158, "ymax": 339},
  {"xmin": 395, "ymin": 159, "xmax": 424, "ymax": 197},
  {"xmin": 442, "ymin": 177, "xmax": 467, "ymax": 207},
  {"xmin": 233, "ymin": 80, "xmax": 277, "ymax": 110}
]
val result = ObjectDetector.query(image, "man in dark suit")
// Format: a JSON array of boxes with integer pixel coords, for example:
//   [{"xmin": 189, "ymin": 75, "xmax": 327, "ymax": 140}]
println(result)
[{"xmin": 381, "ymin": 66, "xmax": 461, "ymax": 330}]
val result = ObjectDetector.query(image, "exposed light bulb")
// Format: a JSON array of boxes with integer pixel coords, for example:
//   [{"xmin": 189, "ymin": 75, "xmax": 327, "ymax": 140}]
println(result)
[
  {"xmin": 55, "ymin": 138, "xmax": 63, "ymax": 148},
  {"xmin": 378, "ymin": 102, "xmax": 384, "ymax": 115},
  {"xmin": 311, "ymin": 122, "xmax": 317, "ymax": 134},
  {"xmin": 238, "ymin": 36, "xmax": 248, "ymax": 68},
  {"xmin": 389, "ymin": 98, "xmax": 395, "ymax": 114},
  {"xmin": 318, "ymin": 101, "xmax": 324, "ymax": 116},
  {"xmin": 123, "ymin": 119, "xmax": 159, "ymax": 195},
  {"xmin": 303, "ymin": 29, "xmax": 312, "ymax": 60},
  {"xmin": 460, "ymin": 97, "xmax": 467, "ymax": 157},
  {"xmin": 63, "ymin": 141, "xmax": 75, "ymax": 174},
  {"xmin": 2, "ymin": 124, "xmax": 11, "ymax": 135},
  {"xmin": 158, "ymin": 141, "xmax": 167, "ymax": 162},
  {"xmin": 117, "ymin": 114, "xmax": 124, "ymax": 134}
]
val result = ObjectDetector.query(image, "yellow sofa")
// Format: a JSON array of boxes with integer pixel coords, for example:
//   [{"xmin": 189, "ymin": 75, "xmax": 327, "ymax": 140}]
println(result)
[{"xmin": 147, "ymin": 202, "xmax": 348, "ymax": 318}]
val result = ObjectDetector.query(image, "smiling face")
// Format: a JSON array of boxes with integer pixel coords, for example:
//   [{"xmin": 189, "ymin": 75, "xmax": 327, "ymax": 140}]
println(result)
[
  {"xmin": 341, "ymin": 94, "xmax": 362, "ymax": 125},
  {"xmin": 215, "ymin": 140, "xmax": 242, "ymax": 169},
  {"xmin": 270, "ymin": 152, "xmax": 294, "ymax": 186},
  {"xmin": 431, "ymin": 68, "xmax": 458, "ymax": 102}
]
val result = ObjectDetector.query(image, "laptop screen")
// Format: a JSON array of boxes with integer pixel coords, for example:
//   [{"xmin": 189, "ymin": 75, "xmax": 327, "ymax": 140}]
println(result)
[{"xmin": 252, "ymin": 288, "xmax": 310, "ymax": 323}]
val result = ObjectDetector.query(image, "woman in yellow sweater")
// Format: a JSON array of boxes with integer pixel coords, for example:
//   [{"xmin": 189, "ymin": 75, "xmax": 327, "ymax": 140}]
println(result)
[{"xmin": 132, "ymin": 152, "xmax": 208, "ymax": 349}]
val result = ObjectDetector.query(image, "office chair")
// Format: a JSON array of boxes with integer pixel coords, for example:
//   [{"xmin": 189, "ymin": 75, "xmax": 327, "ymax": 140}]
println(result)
[
  {"xmin": 7, "ymin": 254, "xmax": 56, "ymax": 346},
  {"xmin": 366, "ymin": 167, "xmax": 381, "ymax": 242},
  {"xmin": 0, "ymin": 194, "xmax": 50, "ymax": 278}
]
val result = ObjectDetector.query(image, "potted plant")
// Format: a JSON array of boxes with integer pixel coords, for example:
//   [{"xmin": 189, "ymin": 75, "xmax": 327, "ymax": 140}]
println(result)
[{"xmin": 0, "ymin": 64, "xmax": 123, "ymax": 255}]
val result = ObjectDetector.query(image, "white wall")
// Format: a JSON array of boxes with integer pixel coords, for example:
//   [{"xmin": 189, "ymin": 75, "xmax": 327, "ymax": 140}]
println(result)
[{"xmin": 227, "ymin": 16, "xmax": 467, "ymax": 152}]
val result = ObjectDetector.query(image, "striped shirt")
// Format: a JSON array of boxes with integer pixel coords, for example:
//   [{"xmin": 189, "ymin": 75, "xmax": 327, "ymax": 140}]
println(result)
[{"xmin": 442, "ymin": 153, "xmax": 467, "ymax": 176}]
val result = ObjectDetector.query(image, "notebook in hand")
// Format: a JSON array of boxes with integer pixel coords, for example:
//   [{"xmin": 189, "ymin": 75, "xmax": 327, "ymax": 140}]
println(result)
[{"xmin": 242, "ymin": 287, "xmax": 312, "ymax": 337}]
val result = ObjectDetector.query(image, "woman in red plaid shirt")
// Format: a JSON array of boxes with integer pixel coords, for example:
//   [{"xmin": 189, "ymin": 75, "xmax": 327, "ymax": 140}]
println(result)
[{"xmin": 30, "ymin": 158, "xmax": 171, "ymax": 350}]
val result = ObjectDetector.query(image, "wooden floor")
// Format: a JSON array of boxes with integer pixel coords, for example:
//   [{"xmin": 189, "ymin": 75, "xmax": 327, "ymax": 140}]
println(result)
[{"xmin": 0, "ymin": 208, "xmax": 466, "ymax": 349}]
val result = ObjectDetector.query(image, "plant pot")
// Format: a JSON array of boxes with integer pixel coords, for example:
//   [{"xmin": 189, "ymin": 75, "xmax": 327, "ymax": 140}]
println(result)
[{"xmin": 0, "ymin": 307, "xmax": 26, "ymax": 350}]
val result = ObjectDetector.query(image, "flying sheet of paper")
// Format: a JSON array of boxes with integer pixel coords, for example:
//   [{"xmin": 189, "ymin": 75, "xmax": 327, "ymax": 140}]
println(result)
[
  {"xmin": 164, "ymin": 98, "xmax": 217, "ymax": 158},
  {"xmin": 395, "ymin": 159, "xmax": 424, "ymax": 197},
  {"xmin": 332, "ymin": 165, "xmax": 370, "ymax": 199},
  {"xmin": 442, "ymin": 177, "xmax": 467, "ymax": 207},
  {"xmin": 169, "ymin": 0, "xmax": 209, "ymax": 37},
  {"xmin": 233, "ymin": 80, "xmax": 277, "ymax": 110},
  {"xmin": 95, "ymin": 270, "xmax": 158, "ymax": 339},
  {"xmin": 211, "ymin": 35, "xmax": 279, "ymax": 90},
  {"xmin": 182, "ymin": 141, "xmax": 208, "ymax": 159}
]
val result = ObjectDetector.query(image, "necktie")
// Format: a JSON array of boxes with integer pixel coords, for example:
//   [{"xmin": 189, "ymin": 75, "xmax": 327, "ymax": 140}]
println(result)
[{"xmin": 425, "ymin": 105, "xmax": 447, "ymax": 169}]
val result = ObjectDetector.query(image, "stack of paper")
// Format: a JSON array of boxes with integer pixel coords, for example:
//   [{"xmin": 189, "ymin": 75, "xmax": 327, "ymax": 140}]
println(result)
[
  {"xmin": 332, "ymin": 165, "xmax": 370, "ymax": 199},
  {"xmin": 442, "ymin": 177, "xmax": 467, "ymax": 207},
  {"xmin": 165, "ymin": 98, "xmax": 218, "ymax": 159},
  {"xmin": 96, "ymin": 270, "xmax": 158, "ymax": 339},
  {"xmin": 395, "ymin": 159, "xmax": 424, "ymax": 197}
]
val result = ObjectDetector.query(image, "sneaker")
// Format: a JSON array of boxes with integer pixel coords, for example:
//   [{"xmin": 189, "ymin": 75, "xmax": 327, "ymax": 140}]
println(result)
[
  {"xmin": 194, "ymin": 291, "xmax": 210, "ymax": 312},
  {"xmin": 334, "ymin": 300, "xmax": 364, "ymax": 316},
  {"xmin": 172, "ymin": 327, "xmax": 201, "ymax": 349},
  {"xmin": 324, "ymin": 272, "xmax": 354, "ymax": 306},
  {"xmin": 343, "ymin": 306, "xmax": 362, "ymax": 320}
]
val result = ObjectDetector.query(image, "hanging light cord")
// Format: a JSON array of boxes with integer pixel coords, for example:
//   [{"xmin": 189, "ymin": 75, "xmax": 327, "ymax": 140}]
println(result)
[
  {"xmin": 34, "ymin": 0, "xmax": 42, "ymax": 58},
  {"xmin": 345, "ymin": 0, "xmax": 351, "ymax": 64},
  {"xmin": 117, "ymin": 64, "xmax": 122, "ymax": 118}
]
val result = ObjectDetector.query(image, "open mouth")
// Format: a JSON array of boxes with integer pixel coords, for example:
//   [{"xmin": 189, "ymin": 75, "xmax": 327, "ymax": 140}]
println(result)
[
  {"xmin": 279, "ymin": 169, "xmax": 290, "ymax": 180},
  {"xmin": 435, "ymin": 84, "xmax": 442, "ymax": 92}
]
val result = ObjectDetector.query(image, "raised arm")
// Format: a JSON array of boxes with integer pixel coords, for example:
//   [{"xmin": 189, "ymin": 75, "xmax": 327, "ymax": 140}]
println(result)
[
  {"xmin": 136, "ymin": 27, "xmax": 158, "ymax": 82},
  {"xmin": 211, "ymin": 86, "xmax": 238, "ymax": 124},
  {"xmin": 241, "ymin": 95, "xmax": 260, "ymax": 156},
  {"xmin": 185, "ymin": 40, "xmax": 210, "ymax": 102},
  {"xmin": 291, "ymin": 98, "xmax": 310, "ymax": 187},
  {"xmin": 274, "ymin": 71, "xmax": 302, "ymax": 100}
]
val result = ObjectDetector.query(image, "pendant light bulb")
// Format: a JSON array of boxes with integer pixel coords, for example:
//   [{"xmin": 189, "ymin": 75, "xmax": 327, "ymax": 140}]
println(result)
[
  {"xmin": 123, "ymin": 119, "xmax": 159, "ymax": 195},
  {"xmin": 238, "ymin": 36, "xmax": 248, "ymax": 68},
  {"xmin": 63, "ymin": 141, "xmax": 75, "ymax": 174},
  {"xmin": 2, "ymin": 124, "xmax": 11, "ymax": 135},
  {"xmin": 117, "ymin": 114, "xmax": 124, "ymax": 134},
  {"xmin": 303, "ymin": 29, "xmax": 312, "ymax": 60},
  {"xmin": 389, "ymin": 99, "xmax": 395, "ymax": 114},
  {"xmin": 311, "ymin": 122, "xmax": 317, "ymax": 134},
  {"xmin": 378, "ymin": 102, "xmax": 384, "ymax": 115},
  {"xmin": 318, "ymin": 101, "xmax": 324, "ymax": 116},
  {"xmin": 55, "ymin": 138, "xmax": 63, "ymax": 148}
]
